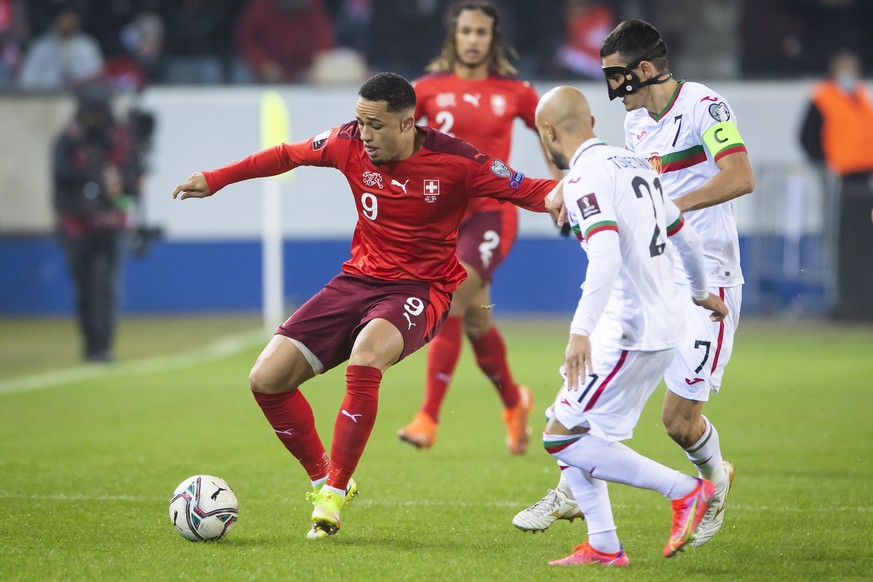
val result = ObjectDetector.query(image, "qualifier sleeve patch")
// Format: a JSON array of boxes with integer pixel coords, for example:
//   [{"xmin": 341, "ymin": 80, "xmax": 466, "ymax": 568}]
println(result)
[
  {"xmin": 311, "ymin": 129, "xmax": 331, "ymax": 150},
  {"xmin": 576, "ymin": 193, "xmax": 602, "ymax": 219}
]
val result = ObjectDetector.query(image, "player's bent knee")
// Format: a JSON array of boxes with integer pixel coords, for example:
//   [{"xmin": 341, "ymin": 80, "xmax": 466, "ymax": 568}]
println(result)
[
  {"xmin": 463, "ymin": 312, "xmax": 491, "ymax": 339},
  {"xmin": 248, "ymin": 358, "xmax": 311, "ymax": 394},
  {"xmin": 663, "ymin": 417, "xmax": 699, "ymax": 448},
  {"xmin": 347, "ymin": 349, "xmax": 395, "ymax": 372},
  {"xmin": 248, "ymin": 365, "xmax": 284, "ymax": 394}
]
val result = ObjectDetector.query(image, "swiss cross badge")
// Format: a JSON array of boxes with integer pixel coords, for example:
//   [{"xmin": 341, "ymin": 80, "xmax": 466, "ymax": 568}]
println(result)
[{"xmin": 423, "ymin": 179, "xmax": 440, "ymax": 203}]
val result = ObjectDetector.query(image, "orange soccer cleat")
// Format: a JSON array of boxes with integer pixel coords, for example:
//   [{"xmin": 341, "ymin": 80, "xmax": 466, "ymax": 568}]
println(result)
[
  {"xmin": 397, "ymin": 411, "xmax": 437, "ymax": 449},
  {"xmin": 502, "ymin": 385, "xmax": 534, "ymax": 454}
]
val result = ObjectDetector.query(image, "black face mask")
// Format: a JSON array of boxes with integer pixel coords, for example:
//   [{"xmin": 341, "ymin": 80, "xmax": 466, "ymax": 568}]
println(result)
[{"xmin": 601, "ymin": 40, "xmax": 671, "ymax": 101}]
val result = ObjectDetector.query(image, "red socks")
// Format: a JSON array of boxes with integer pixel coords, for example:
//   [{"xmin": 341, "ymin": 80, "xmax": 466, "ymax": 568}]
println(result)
[
  {"xmin": 327, "ymin": 365, "xmax": 382, "ymax": 490},
  {"xmin": 252, "ymin": 389, "xmax": 329, "ymax": 482},
  {"xmin": 254, "ymin": 365, "xmax": 382, "ymax": 491},
  {"xmin": 471, "ymin": 326, "xmax": 519, "ymax": 408},
  {"xmin": 422, "ymin": 319, "xmax": 520, "ymax": 419},
  {"xmin": 421, "ymin": 316, "xmax": 463, "ymax": 422}
]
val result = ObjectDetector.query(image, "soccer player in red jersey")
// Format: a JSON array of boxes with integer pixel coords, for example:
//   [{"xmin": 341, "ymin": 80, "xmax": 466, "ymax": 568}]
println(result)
[
  {"xmin": 398, "ymin": 0, "xmax": 563, "ymax": 454},
  {"xmin": 171, "ymin": 72, "xmax": 558, "ymax": 539}
]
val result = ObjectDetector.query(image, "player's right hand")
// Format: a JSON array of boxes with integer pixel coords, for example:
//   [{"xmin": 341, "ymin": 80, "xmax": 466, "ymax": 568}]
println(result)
[
  {"xmin": 172, "ymin": 172, "xmax": 212, "ymax": 200},
  {"xmin": 693, "ymin": 293, "xmax": 729, "ymax": 322},
  {"xmin": 545, "ymin": 179, "xmax": 567, "ymax": 226},
  {"xmin": 564, "ymin": 333, "xmax": 592, "ymax": 390}
]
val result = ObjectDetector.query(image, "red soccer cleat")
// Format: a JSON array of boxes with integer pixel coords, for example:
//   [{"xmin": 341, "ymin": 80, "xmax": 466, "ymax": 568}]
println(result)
[
  {"xmin": 663, "ymin": 477, "xmax": 717, "ymax": 557},
  {"xmin": 548, "ymin": 542, "xmax": 629, "ymax": 566}
]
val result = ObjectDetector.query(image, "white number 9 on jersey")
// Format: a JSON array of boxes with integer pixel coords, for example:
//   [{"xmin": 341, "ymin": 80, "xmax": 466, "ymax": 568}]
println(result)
[{"xmin": 361, "ymin": 192, "xmax": 378, "ymax": 220}]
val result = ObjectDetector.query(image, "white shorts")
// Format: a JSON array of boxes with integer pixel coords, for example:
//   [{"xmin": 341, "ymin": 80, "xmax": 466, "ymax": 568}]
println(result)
[
  {"xmin": 664, "ymin": 285, "xmax": 742, "ymax": 402},
  {"xmin": 548, "ymin": 345, "xmax": 674, "ymax": 442}
]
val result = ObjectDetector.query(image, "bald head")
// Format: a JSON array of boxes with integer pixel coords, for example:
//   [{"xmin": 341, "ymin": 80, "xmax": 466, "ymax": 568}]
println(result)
[
  {"xmin": 536, "ymin": 86, "xmax": 593, "ymax": 135},
  {"xmin": 535, "ymin": 86, "xmax": 596, "ymax": 170}
]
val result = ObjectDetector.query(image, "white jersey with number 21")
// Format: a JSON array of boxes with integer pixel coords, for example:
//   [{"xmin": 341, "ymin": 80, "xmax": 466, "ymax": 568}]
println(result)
[{"xmin": 565, "ymin": 138, "xmax": 691, "ymax": 352}]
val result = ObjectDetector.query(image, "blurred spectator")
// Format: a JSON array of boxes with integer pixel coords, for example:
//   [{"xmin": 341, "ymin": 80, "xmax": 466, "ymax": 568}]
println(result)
[
  {"xmin": 366, "ymin": 0, "xmax": 450, "ymax": 80},
  {"xmin": 798, "ymin": 0, "xmax": 873, "ymax": 75},
  {"xmin": 236, "ymin": 0, "xmax": 336, "ymax": 83},
  {"xmin": 509, "ymin": 0, "xmax": 563, "ymax": 78},
  {"xmin": 53, "ymin": 83, "xmax": 145, "ymax": 362},
  {"xmin": 553, "ymin": 0, "xmax": 615, "ymax": 78},
  {"xmin": 161, "ymin": 1, "xmax": 245, "ymax": 84},
  {"xmin": 104, "ymin": 11, "xmax": 166, "ymax": 91},
  {"xmin": 799, "ymin": 49, "xmax": 873, "ymax": 321},
  {"xmin": 329, "ymin": 0, "xmax": 370, "ymax": 53},
  {"xmin": 740, "ymin": 0, "xmax": 873, "ymax": 78},
  {"xmin": 19, "ymin": 1, "xmax": 104, "ymax": 90},
  {"xmin": 0, "ymin": 0, "xmax": 27, "ymax": 88},
  {"xmin": 57, "ymin": 0, "xmax": 163, "ymax": 62},
  {"xmin": 313, "ymin": 0, "xmax": 370, "ymax": 83},
  {"xmin": 653, "ymin": 0, "xmax": 738, "ymax": 79},
  {"xmin": 739, "ymin": 0, "xmax": 809, "ymax": 78}
]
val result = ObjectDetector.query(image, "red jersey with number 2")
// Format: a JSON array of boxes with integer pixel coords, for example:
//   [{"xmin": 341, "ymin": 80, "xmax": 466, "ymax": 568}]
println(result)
[
  {"xmin": 202, "ymin": 122, "xmax": 555, "ymax": 295},
  {"xmin": 414, "ymin": 72, "xmax": 540, "ymax": 215}
]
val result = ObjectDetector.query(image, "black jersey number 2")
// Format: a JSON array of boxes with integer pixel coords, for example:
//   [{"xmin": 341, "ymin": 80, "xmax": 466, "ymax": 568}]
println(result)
[{"xmin": 631, "ymin": 175, "xmax": 667, "ymax": 258}]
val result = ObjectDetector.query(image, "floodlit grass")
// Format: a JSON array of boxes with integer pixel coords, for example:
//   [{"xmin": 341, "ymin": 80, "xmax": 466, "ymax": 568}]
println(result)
[{"xmin": 1, "ymin": 315, "xmax": 872, "ymax": 580}]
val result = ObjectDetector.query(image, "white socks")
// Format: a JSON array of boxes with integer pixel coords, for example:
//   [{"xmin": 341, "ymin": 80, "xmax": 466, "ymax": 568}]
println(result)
[
  {"xmin": 556, "ymin": 461, "xmax": 571, "ymax": 496},
  {"xmin": 684, "ymin": 415, "xmax": 725, "ymax": 482},
  {"xmin": 562, "ymin": 466, "xmax": 621, "ymax": 554},
  {"xmin": 545, "ymin": 432, "xmax": 696, "ymax": 499}
]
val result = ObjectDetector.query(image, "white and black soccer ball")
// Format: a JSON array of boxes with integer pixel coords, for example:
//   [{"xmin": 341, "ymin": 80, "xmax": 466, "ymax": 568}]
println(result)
[{"xmin": 169, "ymin": 475, "xmax": 238, "ymax": 541}]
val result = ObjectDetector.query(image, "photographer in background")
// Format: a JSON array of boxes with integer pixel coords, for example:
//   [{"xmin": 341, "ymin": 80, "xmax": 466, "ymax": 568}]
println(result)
[{"xmin": 53, "ymin": 83, "xmax": 144, "ymax": 363}]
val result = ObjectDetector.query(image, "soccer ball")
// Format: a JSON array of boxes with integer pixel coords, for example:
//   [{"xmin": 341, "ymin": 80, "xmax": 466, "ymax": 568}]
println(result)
[{"xmin": 169, "ymin": 475, "xmax": 239, "ymax": 541}]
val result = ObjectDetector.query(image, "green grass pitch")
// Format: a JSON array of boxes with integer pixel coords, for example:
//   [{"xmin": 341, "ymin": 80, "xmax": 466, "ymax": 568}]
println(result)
[{"xmin": 1, "ymin": 315, "xmax": 872, "ymax": 580}]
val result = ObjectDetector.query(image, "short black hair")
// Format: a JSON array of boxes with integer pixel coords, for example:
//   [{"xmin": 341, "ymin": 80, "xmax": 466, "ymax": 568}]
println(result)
[
  {"xmin": 600, "ymin": 19, "xmax": 668, "ymax": 69},
  {"xmin": 358, "ymin": 72, "xmax": 416, "ymax": 113}
]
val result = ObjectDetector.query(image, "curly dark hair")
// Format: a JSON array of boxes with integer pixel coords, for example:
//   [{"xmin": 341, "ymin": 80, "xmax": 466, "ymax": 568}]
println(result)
[{"xmin": 425, "ymin": 0, "xmax": 518, "ymax": 76}]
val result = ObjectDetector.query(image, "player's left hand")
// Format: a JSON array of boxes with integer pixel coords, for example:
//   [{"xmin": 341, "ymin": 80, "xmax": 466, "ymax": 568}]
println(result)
[
  {"xmin": 564, "ymin": 333, "xmax": 592, "ymax": 390},
  {"xmin": 172, "ymin": 172, "xmax": 212, "ymax": 200},
  {"xmin": 693, "ymin": 293, "xmax": 729, "ymax": 322}
]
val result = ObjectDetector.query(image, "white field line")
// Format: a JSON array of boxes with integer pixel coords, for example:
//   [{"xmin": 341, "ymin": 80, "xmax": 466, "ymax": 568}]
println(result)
[
  {"xmin": 0, "ymin": 492, "xmax": 869, "ymax": 513},
  {"xmin": 0, "ymin": 329, "xmax": 266, "ymax": 396}
]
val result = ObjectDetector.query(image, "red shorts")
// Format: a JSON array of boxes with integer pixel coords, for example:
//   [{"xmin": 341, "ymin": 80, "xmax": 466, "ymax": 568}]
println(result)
[
  {"xmin": 456, "ymin": 207, "xmax": 518, "ymax": 282},
  {"xmin": 277, "ymin": 273, "xmax": 451, "ymax": 373}
]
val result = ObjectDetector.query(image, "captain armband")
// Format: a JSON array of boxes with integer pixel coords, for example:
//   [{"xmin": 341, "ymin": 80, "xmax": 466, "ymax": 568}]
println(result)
[{"xmin": 702, "ymin": 121, "xmax": 747, "ymax": 162}]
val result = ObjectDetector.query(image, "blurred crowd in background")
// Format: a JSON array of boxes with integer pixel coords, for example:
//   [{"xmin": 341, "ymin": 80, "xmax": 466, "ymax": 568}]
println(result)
[{"xmin": 2, "ymin": 0, "xmax": 873, "ymax": 93}]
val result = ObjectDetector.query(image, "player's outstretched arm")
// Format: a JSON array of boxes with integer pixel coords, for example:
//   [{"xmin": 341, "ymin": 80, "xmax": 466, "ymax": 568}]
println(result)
[
  {"xmin": 693, "ymin": 293, "xmax": 728, "ymax": 322},
  {"xmin": 172, "ymin": 172, "xmax": 212, "ymax": 200}
]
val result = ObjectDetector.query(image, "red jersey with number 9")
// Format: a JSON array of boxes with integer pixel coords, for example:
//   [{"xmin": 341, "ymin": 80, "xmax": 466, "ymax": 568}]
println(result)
[{"xmin": 202, "ymin": 123, "xmax": 555, "ymax": 295}]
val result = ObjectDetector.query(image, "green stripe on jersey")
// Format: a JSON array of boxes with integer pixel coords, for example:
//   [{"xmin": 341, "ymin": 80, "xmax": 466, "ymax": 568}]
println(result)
[
  {"xmin": 660, "ymin": 145, "xmax": 708, "ymax": 173},
  {"xmin": 661, "ymin": 145, "xmax": 705, "ymax": 165},
  {"xmin": 584, "ymin": 220, "xmax": 618, "ymax": 240},
  {"xmin": 667, "ymin": 215, "xmax": 685, "ymax": 236},
  {"xmin": 571, "ymin": 223, "xmax": 583, "ymax": 241}
]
